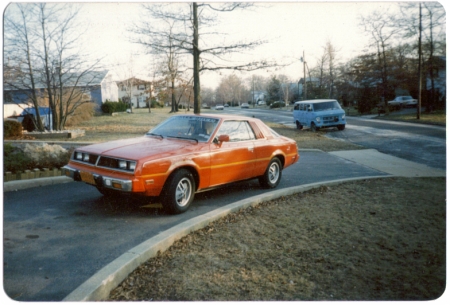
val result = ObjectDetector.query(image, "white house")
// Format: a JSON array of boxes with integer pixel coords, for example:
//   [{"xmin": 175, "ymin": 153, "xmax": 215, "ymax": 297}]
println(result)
[{"xmin": 116, "ymin": 77, "xmax": 153, "ymax": 108}]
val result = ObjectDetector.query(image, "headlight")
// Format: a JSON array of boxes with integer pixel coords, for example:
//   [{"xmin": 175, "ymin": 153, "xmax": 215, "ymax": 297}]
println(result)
[
  {"xmin": 83, "ymin": 153, "xmax": 90, "ymax": 162},
  {"xmin": 75, "ymin": 152, "xmax": 83, "ymax": 160},
  {"xmin": 342, "ymin": 114, "xmax": 346, "ymax": 119},
  {"xmin": 118, "ymin": 160, "xmax": 127, "ymax": 169},
  {"xmin": 128, "ymin": 161, "xmax": 136, "ymax": 171},
  {"xmin": 315, "ymin": 117, "xmax": 321, "ymax": 123}
]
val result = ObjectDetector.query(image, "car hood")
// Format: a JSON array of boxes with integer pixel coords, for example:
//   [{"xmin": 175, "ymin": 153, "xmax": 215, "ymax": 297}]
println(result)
[{"xmin": 78, "ymin": 136, "xmax": 201, "ymax": 161}]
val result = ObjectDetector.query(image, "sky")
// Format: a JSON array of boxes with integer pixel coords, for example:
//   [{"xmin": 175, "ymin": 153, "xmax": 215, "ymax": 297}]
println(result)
[{"xmin": 2, "ymin": 1, "xmax": 447, "ymax": 89}]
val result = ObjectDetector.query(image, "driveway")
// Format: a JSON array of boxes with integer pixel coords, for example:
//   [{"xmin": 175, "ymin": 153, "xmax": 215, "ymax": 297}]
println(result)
[{"xmin": 3, "ymin": 150, "xmax": 390, "ymax": 301}]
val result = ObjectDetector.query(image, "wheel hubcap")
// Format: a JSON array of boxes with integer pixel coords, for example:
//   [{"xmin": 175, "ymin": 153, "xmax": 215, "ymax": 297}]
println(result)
[
  {"xmin": 268, "ymin": 162, "xmax": 280, "ymax": 184},
  {"xmin": 175, "ymin": 177, "xmax": 192, "ymax": 207}
]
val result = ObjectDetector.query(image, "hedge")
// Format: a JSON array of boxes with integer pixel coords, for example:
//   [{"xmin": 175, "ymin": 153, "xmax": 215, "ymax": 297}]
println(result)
[
  {"xmin": 101, "ymin": 100, "xmax": 129, "ymax": 114},
  {"xmin": 4, "ymin": 120, "xmax": 23, "ymax": 138}
]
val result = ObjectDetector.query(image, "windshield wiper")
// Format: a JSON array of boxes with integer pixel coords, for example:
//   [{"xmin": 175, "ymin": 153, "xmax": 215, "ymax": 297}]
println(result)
[
  {"xmin": 147, "ymin": 133, "xmax": 163, "ymax": 139},
  {"xmin": 167, "ymin": 136, "xmax": 198, "ymax": 143}
]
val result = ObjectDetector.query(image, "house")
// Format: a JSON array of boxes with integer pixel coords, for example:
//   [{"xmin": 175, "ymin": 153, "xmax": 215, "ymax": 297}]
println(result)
[
  {"xmin": 3, "ymin": 70, "xmax": 118, "ymax": 115},
  {"xmin": 116, "ymin": 77, "xmax": 153, "ymax": 108},
  {"xmin": 426, "ymin": 56, "xmax": 446, "ymax": 95},
  {"xmin": 251, "ymin": 90, "xmax": 267, "ymax": 104}
]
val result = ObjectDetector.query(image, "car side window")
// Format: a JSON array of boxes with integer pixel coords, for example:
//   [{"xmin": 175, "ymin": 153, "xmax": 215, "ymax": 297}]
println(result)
[
  {"xmin": 217, "ymin": 121, "xmax": 256, "ymax": 142},
  {"xmin": 294, "ymin": 104, "xmax": 299, "ymax": 110}
]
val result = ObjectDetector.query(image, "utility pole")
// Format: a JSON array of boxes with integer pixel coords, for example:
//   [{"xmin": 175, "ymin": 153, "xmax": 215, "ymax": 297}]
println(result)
[
  {"xmin": 417, "ymin": 3, "xmax": 422, "ymax": 120},
  {"xmin": 301, "ymin": 51, "xmax": 307, "ymax": 100}
]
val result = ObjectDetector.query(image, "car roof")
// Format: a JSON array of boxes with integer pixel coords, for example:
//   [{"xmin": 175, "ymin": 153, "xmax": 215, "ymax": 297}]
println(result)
[{"xmin": 294, "ymin": 99, "xmax": 338, "ymax": 104}]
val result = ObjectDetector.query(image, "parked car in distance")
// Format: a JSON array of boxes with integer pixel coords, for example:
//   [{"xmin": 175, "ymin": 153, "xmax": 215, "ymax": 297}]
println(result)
[
  {"xmin": 293, "ymin": 99, "xmax": 346, "ymax": 132},
  {"xmin": 63, "ymin": 114, "xmax": 299, "ymax": 214},
  {"xmin": 388, "ymin": 96, "xmax": 418, "ymax": 108},
  {"xmin": 257, "ymin": 101, "xmax": 266, "ymax": 106},
  {"xmin": 215, "ymin": 105, "xmax": 224, "ymax": 110},
  {"xmin": 241, "ymin": 103, "xmax": 250, "ymax": 108}
]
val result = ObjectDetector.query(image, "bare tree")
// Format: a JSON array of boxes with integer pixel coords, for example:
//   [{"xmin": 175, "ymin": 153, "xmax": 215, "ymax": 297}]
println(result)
[
  {"xmin": 398, "ymin": 2, "xmax": 446, "ymax": 113},
  {"xmin": 4, "ymin": 3, "xmax": 45, "ymax": 130},
  {"xmin": 131, "ymin": 2, "xmax": 277, "ymax": 114},
  {"xmin": 278, "ymin": 74, "xmax": 293, "ymax": 106},
  {"xmin": 361, "ymin": 9, "xmax": 399, "ymax": 108},
  {"xmin": 4, "ymin": 3, "xmax": 102, "ymax": 130},
  {"xmin": 215, "ymin": 74, "xmax": 245, "ymax": 106},
  {"xmin": 130, "ymin": 3, "xmax": 189, "ymax": 113},
  {"xmin": 324, "ymin": 39, "xmax": 339, "ymax": 98}
]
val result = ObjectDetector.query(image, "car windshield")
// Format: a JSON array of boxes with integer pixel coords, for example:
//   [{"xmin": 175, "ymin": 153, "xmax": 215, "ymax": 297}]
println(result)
[
  {"xmin": 147, "ymin": 116, "xmax": 219, "ymax": 142},
  {"xmin": 313, "ymin": 101, "xmax": 342, "ymax": 111}
]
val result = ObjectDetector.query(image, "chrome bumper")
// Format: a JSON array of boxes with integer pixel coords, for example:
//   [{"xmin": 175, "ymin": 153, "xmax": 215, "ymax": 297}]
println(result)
[{"xmin": 62, "ymin": 165, "xmax": 133, "ymax": 192}]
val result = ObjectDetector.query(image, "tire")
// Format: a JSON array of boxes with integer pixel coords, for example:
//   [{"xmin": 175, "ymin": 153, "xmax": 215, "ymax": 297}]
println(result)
[
  {"xmin": 296, "ymin": 121, "xmax": 303, "ymax": 130},
  {"xmin": 337, "ymin": 124, "xmax": 345, "ymax": 131},
  {"xmin": 310, "ymin": 122, "xmax": 318, "ymax": 132},
  {"xmin": 161, "ymin": 169, "xmax": 195, "ymax": 214},
  {"xmin": 259, "ymin": 158, "xmax": 282, "ymax": 189}
]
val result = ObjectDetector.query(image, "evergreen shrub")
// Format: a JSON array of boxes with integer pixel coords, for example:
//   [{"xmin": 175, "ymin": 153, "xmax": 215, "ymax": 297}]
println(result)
[{"xmin": 4, "ymin": 120, "xmax": 23, "ymax": 138}]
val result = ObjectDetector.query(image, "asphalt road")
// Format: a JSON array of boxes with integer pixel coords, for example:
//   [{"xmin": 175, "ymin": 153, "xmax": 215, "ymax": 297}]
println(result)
[
  {"xmin": 3, "ymin": 150, "xmax": 387, "ymax": 301},
  {"xmin": 221, "ymin": 107, "xmax": 446, "ymax": 170}
]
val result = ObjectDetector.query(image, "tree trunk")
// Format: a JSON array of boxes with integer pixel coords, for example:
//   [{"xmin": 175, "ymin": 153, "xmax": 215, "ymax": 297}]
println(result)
[{"xmin": 193, "ymin": 2, "xmax": 201, "ymax": 114}]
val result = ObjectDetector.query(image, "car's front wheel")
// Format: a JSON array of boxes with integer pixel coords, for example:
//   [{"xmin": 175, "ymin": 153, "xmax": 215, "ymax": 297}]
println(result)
[
  {"xmin": 337, "ymin": 124, "xmax": 345, "ymax": 131},
  {"xmin": 259, "ymin": 158, "xmax": 282, "ymax": 189},
  {"xmin": 310, "ymin": 122, "xmax": 318, "ymax": 132},
  {"xmin": 161, "ymin": 169, "xmax": 195, "ymax": 214}
]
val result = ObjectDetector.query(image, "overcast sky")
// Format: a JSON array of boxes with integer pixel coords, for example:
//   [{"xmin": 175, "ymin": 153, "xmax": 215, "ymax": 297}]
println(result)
[{"xmin": 2, "ymin": 1, "xmax": 447, "ymax": 89}]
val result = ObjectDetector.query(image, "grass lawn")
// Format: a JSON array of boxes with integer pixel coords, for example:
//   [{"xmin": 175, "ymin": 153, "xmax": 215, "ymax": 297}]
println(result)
[{"xmin": 375, "ymin": 110, "xmax": 446, "ymax": 126}]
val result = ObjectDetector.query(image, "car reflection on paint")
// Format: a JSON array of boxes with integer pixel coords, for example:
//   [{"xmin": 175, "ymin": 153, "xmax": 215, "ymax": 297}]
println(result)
[{"xmin": 63, "ymin": 114, "xmax": 299, "ymax": 214}]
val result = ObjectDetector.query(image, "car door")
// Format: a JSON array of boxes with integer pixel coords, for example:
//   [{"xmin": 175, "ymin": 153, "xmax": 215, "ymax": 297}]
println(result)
[{"xmin": 209, "ymin": 120, "xmax": 256, "ymax": 187}]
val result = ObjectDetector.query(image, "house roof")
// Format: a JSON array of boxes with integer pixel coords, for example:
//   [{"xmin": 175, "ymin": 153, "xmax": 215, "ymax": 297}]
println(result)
[
  {"xmin": 116, "ymin": 77, "xmax": 152, "ymax": 86},
  {"xmin": 4, "ymin": 70, "xmax": 110, "ymax": 91}
]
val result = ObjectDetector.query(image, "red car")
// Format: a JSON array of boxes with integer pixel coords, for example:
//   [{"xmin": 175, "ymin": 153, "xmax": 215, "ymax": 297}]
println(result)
[{"xmin": 63, "ymin": 114, "xmax": 299, "ymax": 214}]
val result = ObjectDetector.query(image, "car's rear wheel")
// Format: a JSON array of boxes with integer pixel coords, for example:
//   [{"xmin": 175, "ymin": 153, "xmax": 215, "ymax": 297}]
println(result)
[
  {"xmin": 296, "ymin": 121, "xmax": 303, "ymax": 130},
  {"xmin": 161, "ymin": 169, "xmax": 195, "ymax": 214},
  {"xmin": 259, "ymin": 158, "xmax": 282, "ymax": 189}
]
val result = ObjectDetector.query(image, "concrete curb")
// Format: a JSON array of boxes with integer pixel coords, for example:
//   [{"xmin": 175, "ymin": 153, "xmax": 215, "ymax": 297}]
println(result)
[
  {"xmin": 63, "ymin": 175, "xmax": 389, "ymax": 302},
  {"xmin": 3, "ymin": 176, "xmax": 73, "ymax": 192}
]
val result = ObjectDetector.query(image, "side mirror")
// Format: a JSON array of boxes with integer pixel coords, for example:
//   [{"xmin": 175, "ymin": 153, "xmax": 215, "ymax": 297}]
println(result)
[{"xmin": 213, "ymin": 134, "xmax": 230, "ymax": 144}]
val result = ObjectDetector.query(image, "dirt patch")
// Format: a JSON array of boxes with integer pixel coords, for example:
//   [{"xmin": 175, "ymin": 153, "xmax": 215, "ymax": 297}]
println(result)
[
  {"xmin": 108, "ymin": 177, "xmax": 446, "ymax": 301},
  {"xmin": 268, "ymin": 123, "xmax": 364, "ymax": 152}
]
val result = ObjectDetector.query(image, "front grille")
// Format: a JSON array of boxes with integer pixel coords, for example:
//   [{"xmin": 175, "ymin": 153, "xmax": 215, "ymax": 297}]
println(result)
[
  {"xmin": 97, "ymin": 156, "xmax": 119, "ymax": 168},
  {"xmin": 97, "ymin": 156, "xmax": 136, "ymax": 172},
  {"xmin": 323, "ymin": 116, "xmax": 340, "ymax": 123}
]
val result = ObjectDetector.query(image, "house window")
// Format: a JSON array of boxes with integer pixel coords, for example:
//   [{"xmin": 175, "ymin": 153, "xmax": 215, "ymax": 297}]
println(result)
[
  {"xmin": 138, "ymin": 84, "xmax": 145, "ymax": 90},
  {"xmin": 121, "ymin": 86, "xmax": 126, "ymax": 91}
]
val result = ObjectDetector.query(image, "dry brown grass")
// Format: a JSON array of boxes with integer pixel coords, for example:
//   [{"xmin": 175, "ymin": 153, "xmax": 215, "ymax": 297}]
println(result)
[{"xmin": 108, "ymin": 177, "xmax": 446, "ymax": 301}]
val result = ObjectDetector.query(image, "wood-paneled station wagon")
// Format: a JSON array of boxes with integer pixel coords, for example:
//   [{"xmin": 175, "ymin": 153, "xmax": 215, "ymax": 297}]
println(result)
[{"xmin": 63, "ymin": 114, "xmax": 299, "ymax": 214}]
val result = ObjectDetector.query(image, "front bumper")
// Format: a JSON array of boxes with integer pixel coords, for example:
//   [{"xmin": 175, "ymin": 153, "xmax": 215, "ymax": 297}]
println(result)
[{"xmin": 62, "ymin": 165, "xmax": 133, "ymax": 192}]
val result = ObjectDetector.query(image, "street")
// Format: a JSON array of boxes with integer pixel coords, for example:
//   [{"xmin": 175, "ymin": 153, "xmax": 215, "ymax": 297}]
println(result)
[{"xmin": 220, "ymin": 107, "xmax": 446, "ymax": 170}]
